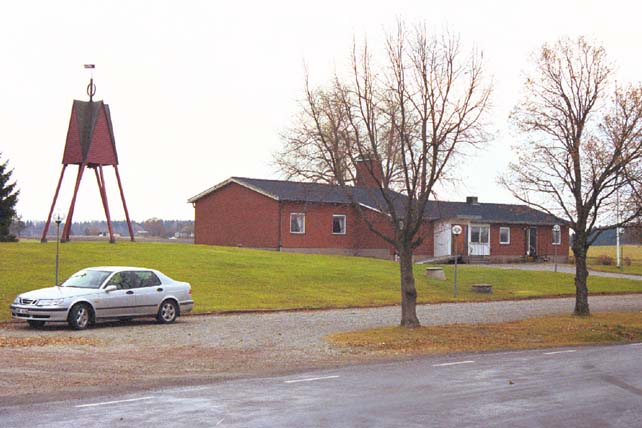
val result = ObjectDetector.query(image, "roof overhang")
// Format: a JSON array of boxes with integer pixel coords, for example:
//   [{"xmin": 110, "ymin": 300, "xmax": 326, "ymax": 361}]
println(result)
[
  {"xmin": 358, "ymin": 203, "xmax": 387, "ymax": 215},
  {"xmin": 427, "ymin": 216, "xmax": 567, "ymax": 226},
  {"xmin": 187, "ymin": 178, "xmax": 280, "ymax": 203}
]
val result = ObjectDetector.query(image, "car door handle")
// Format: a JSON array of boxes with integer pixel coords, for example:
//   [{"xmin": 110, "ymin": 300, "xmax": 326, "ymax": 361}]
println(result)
[
  {"xmin": 156, "ymin": 288, "xmax": 164, "ymax": 292},
  {"xmin": 126, "ymin": 290, "xmax": 134, "ymax": 295}
]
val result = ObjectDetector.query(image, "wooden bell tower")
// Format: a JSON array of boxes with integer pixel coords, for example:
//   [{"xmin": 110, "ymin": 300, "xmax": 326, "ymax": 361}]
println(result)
[{"xmin": 41, "ymin": 65, "xmax": 134, "ymax": 243}]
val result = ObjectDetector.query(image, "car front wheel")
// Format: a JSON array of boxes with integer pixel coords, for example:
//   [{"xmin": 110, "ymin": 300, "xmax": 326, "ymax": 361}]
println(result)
[
  {"xmin": 68, "ymin": 303, "xmax": 92, "ymax": 330},
  {"xmin": 156, "ymin": 300, "xmax": 178, "ymax": 324}
]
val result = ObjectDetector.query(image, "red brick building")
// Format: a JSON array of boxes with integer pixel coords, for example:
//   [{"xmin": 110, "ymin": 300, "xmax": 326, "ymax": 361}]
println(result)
[{"xmin": 189, "ymin": 175, "xmax": 569, "ymax": 263}]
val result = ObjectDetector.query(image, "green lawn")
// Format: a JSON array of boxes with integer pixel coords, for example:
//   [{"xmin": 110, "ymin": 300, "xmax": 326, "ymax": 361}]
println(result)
[{"xmin": 2, "ymin": 241, "xmax": 642, "ymax": 322}]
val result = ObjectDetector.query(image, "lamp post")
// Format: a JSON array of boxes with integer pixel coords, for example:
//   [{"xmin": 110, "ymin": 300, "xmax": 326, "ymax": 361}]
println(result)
[
  {"xmin": 552, "ymin": 224, "xmax": 560, "ymax": 273},
  {"xmin": 54, "ymin": 213, "xmax": 64, "ymax": 285},
  {"xmin": 617, "ymin": 227, "xmax": 624, "ymax": 270},
  {"xmin": 452, "ymin": 225, "xmax": 463, "ymax": 297}
]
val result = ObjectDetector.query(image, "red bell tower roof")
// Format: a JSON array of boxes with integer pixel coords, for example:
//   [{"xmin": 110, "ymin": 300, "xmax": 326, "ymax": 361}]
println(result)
[{"xmin": 62, "ymin": 100, "xmax": 119, "ymax": 166}]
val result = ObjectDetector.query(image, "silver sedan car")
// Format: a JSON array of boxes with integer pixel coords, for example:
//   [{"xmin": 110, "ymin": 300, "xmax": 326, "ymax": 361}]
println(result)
[{"xmin": 9, "ymin": 266, "xmax": 194, "ymax": 330}]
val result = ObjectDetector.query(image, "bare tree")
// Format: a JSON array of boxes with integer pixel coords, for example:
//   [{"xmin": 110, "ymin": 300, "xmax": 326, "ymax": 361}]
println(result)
[
  {"xmin": 276, "ymin": 23, "xmax": 492, "ymax": 327},
  {"xmin": 502, "ymin": 37, "xmax": 642, "ymax": 316}
]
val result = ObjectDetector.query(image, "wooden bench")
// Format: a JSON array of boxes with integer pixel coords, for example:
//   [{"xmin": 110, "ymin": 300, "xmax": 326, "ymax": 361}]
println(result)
[
  {"xmin": 425, "ymin": 267, "xmax": 446, "ymax": 281},
  {"xmin": 471, "ymin": 283, "xmax": 492, "ymax": 293}
]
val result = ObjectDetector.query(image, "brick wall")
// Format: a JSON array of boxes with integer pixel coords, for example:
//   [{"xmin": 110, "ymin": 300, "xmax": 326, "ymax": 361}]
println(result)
[
  {"xmin": 193, "ymin": 182, "xmax": 280, "ymax": 248},
  {"xmin": 489, "ymin": 224, "xmax": 570, "ymax": 260},
  {"xmin": 280, "ymin": 202, "xmax": 434, "ymax": 257},
  {"xmin": 537, "ymin": 224, "xmax": 570, "ymax": 259},
  {"xmin": 193, "ymin": 182, "xmax": 436, "ymax": 258},
  {"xmin": 490, "ymin": 224, "xmax": 526, "ymax": 256},
  {"xmin": 280, "ymin": 202, "xmax": 356, "ymax": 250}
]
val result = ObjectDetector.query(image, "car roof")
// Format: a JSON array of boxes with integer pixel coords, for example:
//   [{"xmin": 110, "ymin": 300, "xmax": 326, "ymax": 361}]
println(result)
[{"xmin": 83, "ymin": 266, "xmax": 158, "ymax": 273}]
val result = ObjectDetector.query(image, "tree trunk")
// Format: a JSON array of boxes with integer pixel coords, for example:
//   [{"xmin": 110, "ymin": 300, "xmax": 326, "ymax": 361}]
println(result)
[
  {"xmin": 572, "ymin": 236, "xmax": 590, "ymax": 316},
  {"xmin": 398, "ymin": 247, "xmax": 420, "ymax": 328}
]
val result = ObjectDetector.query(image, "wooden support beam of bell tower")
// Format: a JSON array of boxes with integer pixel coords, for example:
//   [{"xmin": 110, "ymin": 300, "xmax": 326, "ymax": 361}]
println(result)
[
  {"xmin": 94, "ymin": 165, "xmax": 115, "ymax": 243},
  {"xmin": 41, "ymin": 165, "xmax": 68, "ymax": 243},
  {"xmin": 61, "ymin": 164, "xmax": 86, "ymax": 242}
]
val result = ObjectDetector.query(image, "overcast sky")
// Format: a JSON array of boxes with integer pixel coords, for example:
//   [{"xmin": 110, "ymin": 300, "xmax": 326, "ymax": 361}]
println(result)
[{"xmin": 2, "ymin": 0, "xmax": 641, "ymax": 221}]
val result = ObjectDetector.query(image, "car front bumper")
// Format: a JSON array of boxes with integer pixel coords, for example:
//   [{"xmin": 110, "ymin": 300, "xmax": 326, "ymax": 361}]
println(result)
[{"xmin": 9, "ymin": 304, "xmax": 69, "ymax": 322}]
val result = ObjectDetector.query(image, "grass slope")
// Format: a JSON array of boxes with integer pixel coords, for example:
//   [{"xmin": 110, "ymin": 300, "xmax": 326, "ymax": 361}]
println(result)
[{"xmin": 1, "ymin": 241, "xmax": 642, "ymax": 322}]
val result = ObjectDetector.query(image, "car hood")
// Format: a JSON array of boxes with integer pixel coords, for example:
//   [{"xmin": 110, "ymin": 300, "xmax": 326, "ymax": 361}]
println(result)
[{"xmin": 20, "ymin": 286, "xmax": 100, "ymax": 300}]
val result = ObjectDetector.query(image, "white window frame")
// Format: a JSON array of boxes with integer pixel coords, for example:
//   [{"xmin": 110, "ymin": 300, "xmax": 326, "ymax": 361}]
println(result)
[
  {"xmin": 290, "ymin": 213, "xmax": 305, "ymax": 234},
  {"xmin": 332, "ymin": 214, "xmax": 347, "ymax": 235},
  {"xmin": 552, "ymin": 227, "xmax": 561, "ymax": 245},
  {"xmin": 499, "ymin": 227, "xmax": 510, "ymax": 245},
  {"xmin": 470, "ymin": 225, "xmax": 489, "ymax": 244}
]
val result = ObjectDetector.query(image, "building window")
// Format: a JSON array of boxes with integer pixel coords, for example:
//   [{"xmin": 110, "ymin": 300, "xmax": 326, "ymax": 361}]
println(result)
[
  {"xmin": 470, "ymin": 225, "xmax": 489, "ymax": 244},
  {"xmin": 332, "ymin": 214, "xmax": 346, "ymax": 235},
  {"xmin": 499, "ymin": 227, "xmax": 510, "ymax": 245},
  {"xmin": 552, "ymin": 227, "xmax": 561, "ymax": 245},
  {"xmin": 290, "ymin": 213, "xmax": 305, "ymax": 234}
]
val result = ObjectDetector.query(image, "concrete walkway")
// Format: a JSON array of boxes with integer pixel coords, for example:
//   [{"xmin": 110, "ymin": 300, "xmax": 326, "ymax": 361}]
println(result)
[{"xmin": 477, "ymin": 263, "xmax": 642, "ymax": 281}]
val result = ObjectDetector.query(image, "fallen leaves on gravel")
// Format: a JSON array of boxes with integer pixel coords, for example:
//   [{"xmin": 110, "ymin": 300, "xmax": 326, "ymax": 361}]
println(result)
[
  {"xmin": 326, "ymin": 312, "xmax": 642, "ymax": 355},
  {"xmin": 0, "ymin": 336, "xmax": 98, "ymax": 348}
]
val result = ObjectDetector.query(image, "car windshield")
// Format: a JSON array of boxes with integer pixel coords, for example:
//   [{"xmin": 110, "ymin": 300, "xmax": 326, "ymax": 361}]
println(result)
[{"xmin": 60, "ymin": 269, "xmax": 111, "ymax": 289}]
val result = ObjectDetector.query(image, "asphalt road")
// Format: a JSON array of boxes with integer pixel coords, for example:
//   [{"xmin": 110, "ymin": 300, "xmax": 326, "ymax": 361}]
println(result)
[{"xmin": 2, "ymin": 343, "xmax": 641, "ymax": 427}]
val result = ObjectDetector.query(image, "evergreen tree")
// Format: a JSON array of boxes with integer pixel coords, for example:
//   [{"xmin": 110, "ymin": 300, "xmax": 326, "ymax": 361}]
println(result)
[{"xmin": 0, "ymin": 154, "xmax": 19, "ymax": 242}]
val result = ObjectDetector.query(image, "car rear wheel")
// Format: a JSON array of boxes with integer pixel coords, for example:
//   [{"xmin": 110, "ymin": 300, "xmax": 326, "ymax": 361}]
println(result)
[
  {"xmin": 156, "ymin": 300, "xmax": 178, "ymax": 324},
  {"xmin": 27, "ymin": 320, "xmax": 45, "ymax": 329},
  {"xmin": 68, "ymin": 303, "xmax": 92, "ymax": 330}
]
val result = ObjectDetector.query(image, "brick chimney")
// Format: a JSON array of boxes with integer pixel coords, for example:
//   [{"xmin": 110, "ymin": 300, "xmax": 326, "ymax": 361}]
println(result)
[
  {"xmin": 466, "ymin": 196, "xmax": 479, "ymax": 205},
  {"xmin": 355, "ymin": 158, "xmax": 383, "ymax": 187}
]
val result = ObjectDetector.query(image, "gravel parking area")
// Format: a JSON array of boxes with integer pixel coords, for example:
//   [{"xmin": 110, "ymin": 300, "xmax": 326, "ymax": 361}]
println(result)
[{"xmin": 1, "ymin": 295, "xmax": 642, "ymax": 406}]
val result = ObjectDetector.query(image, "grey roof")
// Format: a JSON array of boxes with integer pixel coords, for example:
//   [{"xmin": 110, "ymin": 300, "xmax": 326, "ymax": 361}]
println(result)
[
  {"xmin": 188, "ymin": 177, "xmax": 566, "ymax": 225},
  {"xmin": 236, "ymin": 177, "xmax": 402, "ymax": 206},
  {"xmin": 424, "ymin": 200, "xmax": 566, "ymax": 225}
]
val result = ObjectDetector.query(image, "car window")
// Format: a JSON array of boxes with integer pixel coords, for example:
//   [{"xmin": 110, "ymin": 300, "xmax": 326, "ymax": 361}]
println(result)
[
  {"xmin": 122, "ymin": 272, "xmax": 142, "ymax": 289},
  {"xmin": 107, "ymin": 271, "xmax": 141, "ymax": 289},
  {"xmin": 107, "ymin": 273, "xmax": 121, "ymax": 288},
  {"xmin": 136, "ymin": 271, "xmax": 162, "ymax": 287},
  {"xmin": 61, "ymin": 270, "xmax": 111, "ymax": 289}
]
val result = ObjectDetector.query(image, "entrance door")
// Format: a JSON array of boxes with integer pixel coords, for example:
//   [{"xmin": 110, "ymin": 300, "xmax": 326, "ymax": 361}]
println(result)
[
  {"xmin": 469, "ymin": 225, "xmax": 490, "ymax": 256},
  {"xmin": 526, "ymin": 227, "xmax": 537, "ymax": 256}
]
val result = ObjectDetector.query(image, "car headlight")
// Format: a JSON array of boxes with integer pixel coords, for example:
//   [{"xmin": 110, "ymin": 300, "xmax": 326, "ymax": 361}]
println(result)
[
  {"xmin": 36, "ymin": 298, "xmax": 65, "ymax": 306},
  {"xmin": 13, "ymin": 296, "xmax": 20, "ymax": 304}
]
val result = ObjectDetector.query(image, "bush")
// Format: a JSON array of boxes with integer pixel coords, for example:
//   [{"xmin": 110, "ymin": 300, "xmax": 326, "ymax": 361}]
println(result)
[{"xmin": 597, "ymin": 254, "xmax": 614, "ymax": 266}]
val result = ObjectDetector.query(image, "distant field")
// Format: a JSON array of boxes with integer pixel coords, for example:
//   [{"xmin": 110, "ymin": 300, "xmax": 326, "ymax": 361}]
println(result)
[
  {"xmin": 2, "ymin": 241, "xmax": 642, "ymax": 322},
  {"xmin": 584, "ymin": 245, "xmax": 642, "ymax": 275}
]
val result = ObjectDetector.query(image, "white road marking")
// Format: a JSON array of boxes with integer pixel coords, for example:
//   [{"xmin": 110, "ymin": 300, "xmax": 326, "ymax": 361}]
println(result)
[
  {"xmin": 543, "ymin": 350, "xmax": 577, "ymax": 355},
  {"xmin": 215, "ymin": 417, "xmax": 225, "ymax": 426},
  {"xmin": 284, "ymin": 375, "xmax": 340, "ymax": 384},
  {"xmin": 630, "ymin": 342, "xmax": 642, "ymax": 347},
  {"xmin": 75, "ymin": 396, "xmax": 155, "ymax": 408},
  {"xmin": 432, "ymin": 360, "xmax": 475, "ymax": 367},
  {"xmin": 176, "ymin": 386, "xmax": 213, "ymax": 393}
]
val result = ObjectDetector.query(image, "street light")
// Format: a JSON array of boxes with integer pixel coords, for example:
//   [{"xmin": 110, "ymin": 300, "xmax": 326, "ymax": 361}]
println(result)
[
  {"xmin": 452, "ymin": 225, "xmax": 463, "ymax": 297},
  {"xmin": 54, "ymin": 213, "xmax": 64, "ymax": 286},
  {"xmin": 617, "ymin": 227, "xmax": 625, "ymax": 270},
  {"xmin": 552, "ymin": 224, "xmax": 560, "ymax": 273}
]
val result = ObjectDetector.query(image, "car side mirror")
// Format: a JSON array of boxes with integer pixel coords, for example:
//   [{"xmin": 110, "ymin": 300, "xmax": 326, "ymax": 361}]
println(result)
[{"xmin": 104, "ymin": 285, "xmax": 117, "ymax": 293}]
